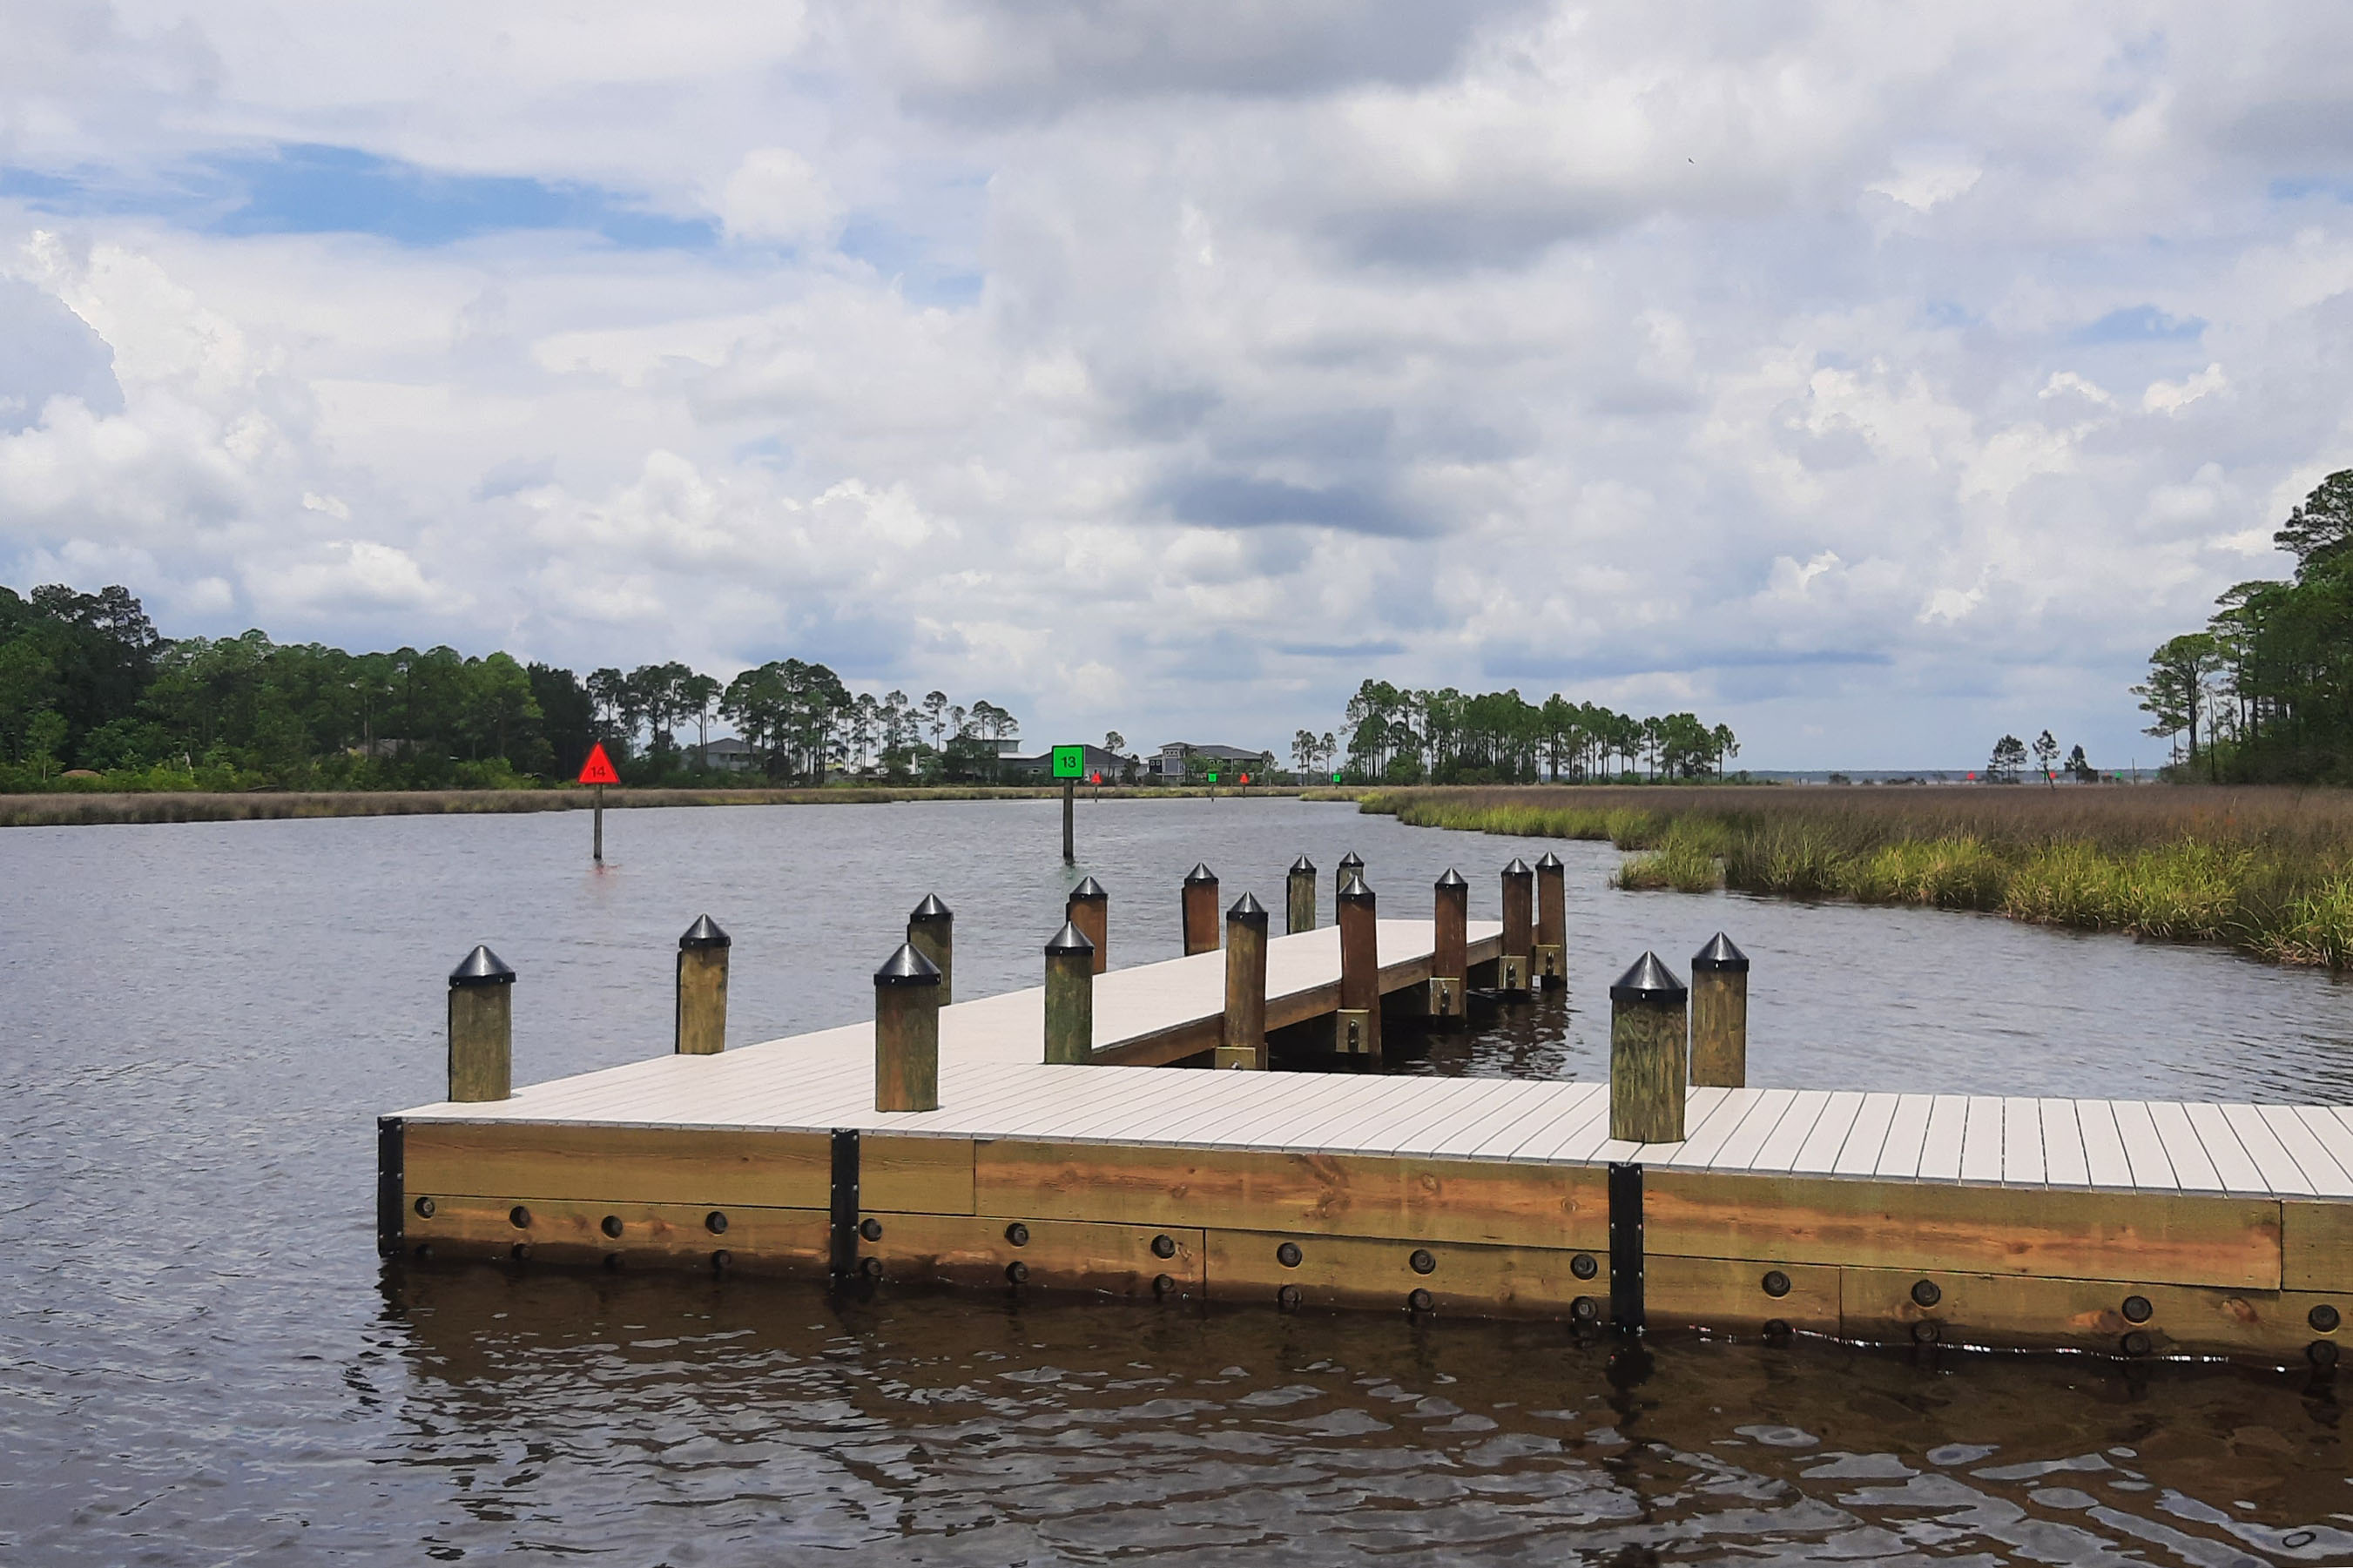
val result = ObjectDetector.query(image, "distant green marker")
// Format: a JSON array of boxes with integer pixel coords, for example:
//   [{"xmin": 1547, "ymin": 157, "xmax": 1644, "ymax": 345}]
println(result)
[{"xmin": 1051, "ymin": 745, "xmax": 1084, "ymax": 779}]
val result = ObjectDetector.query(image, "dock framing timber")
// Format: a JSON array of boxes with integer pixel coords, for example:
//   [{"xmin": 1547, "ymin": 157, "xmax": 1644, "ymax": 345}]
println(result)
[{"xmin": 381, "ymin": 920, "xmax": 2353, "ymax": 1365}]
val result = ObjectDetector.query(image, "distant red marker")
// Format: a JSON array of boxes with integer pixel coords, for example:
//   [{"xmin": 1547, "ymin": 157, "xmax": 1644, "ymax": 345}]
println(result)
[{"xmin": 577, "ymin": 744, "xmax": 621, "ymax": 786}]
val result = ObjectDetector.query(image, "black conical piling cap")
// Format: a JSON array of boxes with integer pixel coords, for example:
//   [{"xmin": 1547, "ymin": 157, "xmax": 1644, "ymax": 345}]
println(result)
[
  {"xmin": 1435, "ymin": 867, "xmax": 1468, "ymax": 890},
  {"xmin": 1227, "ymin": 892, "xmax": 1268, "ymax": 928},
  {"xmin": 1069, "ymin": 876, "xmax": 1107, "ymax": 902},
  {"xmin": 1290, "ymin": 855, "xmax": 1316, "ymax": 877},
  {"xmin": 1337, "ymin": 871, "xmax": 1375, "ymax": 905},
  {"xmin": 1535, "ymin": 851, "xmax": 1563, "ymax": 871},
  {"xmin": 1609, "ymin": 952, "xmax": 1687, "ymax": 1005},
  {"xmin": 1338, "ymin": 851, "xmax": 1364, "ymax": 871},
  {"xmin": 1184, "ymin": 863, "xmax": 1218, "ymax": 885},
  {"xmin": 449, "ymin": 945, "xmax": 516, "ymax": 987},
  {"xmin": 874, "ymin": 942, "xmax": 942, "ymax": 987},
  {"xmin": 1045, "ymin": 919, "xmax": 1096, "ymax": 957},
  {"xmin": 678, "ymin": 913, "xmax": 731, "ymax": 950},
  {"xmin": 908, "ymin": 893, "xmax": 954, "ymax": 926},
  {"xmin": 1693, "ymin": 932, "xmax": 1750, "ymax": 973},
  {"xmin": 1503, "ymin": 857, "xmax": 1533, "ymax": 878}
]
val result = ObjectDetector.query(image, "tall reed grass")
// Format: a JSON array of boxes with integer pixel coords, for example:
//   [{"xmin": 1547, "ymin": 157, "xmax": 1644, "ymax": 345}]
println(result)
[{"xmin": 1359, "ymin": 784, "xmax": 2353, "ymax": 969}]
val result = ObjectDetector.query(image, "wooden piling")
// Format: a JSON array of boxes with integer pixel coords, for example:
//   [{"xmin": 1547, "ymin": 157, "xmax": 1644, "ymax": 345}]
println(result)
[
  {"xmin": 674, "ymin": 915, "xmax": 730, "ymax": 1056},
  {"xmin": 1690, "ymin": 932, "xmax": 1750, "ymax": 1089},
  {"xmin": 592, "ymin": 784, "xmax": 603, "ymax": 864},
  {"xmin": 1499, "ymin": 858, "xmax": 1534, "ymax": 995},
  {"xmin": 907, "ymin": 894, "xmax": 954, "ymax": 1006},
  {"xmin": 1062, "ymin": 777, "xmax": 1075, "ymax": 865},
  {"xmin": 447, "ymin": 945, "xmax": 515, "ymax": 1102},
  {"xmin": 1336, "ymin": 871, "xmax": 1380, "ymax": 1060},
  {"xmin": 1043, "ymin": 921, "xmax": 1095, "ymax": 1065},
  {"xmin": 1286, "ymin": 856, "xmax": 1317, "ymax": 935},
  {"xmin": 1217, "ymin": 893, "xmax": 1270, "ymax": 1069},
  {"xmin": 1430, "ymin": 869, "xmax": 1467, "ymax": 1026},
  {"xmin": 1067, "ymin": 877, "xmax": 1109, "ymax": 974},
  {"xmin": 1182, "ymin": 864, "xmax": 1220, "ymax": 956},
  {"xmin": 1336, "ymin": 851, "xmax": 1363, "ymax": 906},
  {"xmin": 873, "ymin": 943, "xmax": 941, "ymax": 1113},
  {"xmin": 1609, "ymin": 952, "xmax": 1687, "ymax": 1142},
  {"xmin": 1534, "ymin": 851, "xmax": 1566, "ymax": 990}
]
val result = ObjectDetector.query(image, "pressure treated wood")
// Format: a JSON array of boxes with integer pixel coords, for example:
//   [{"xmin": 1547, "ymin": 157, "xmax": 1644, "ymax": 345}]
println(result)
[
  {"xmin": 674, "ymin": 945, "xmax": 728, "ymax": 1056},
  {"xmin": 859, "ymin": 1214, "xmax": 1203, "ymax": 1296},
  {"xmin": 1689, "ymin": 968, "xmax": 1745, "ymax": 1088},
  {"xmin": 446, "ymin": 984, "xmax": 510, "ymax": 1103},
  {"xmin": 410, "ymin": 1195, "xmax": 828, "ymax": 1271},
  {"xmin": 406, "ymin": 1121, "xmax": 833, "ymax": 1208},
  {"xmin": 1205, "ymin": 1228, "xmax": 1607, "ymax": 1317}
]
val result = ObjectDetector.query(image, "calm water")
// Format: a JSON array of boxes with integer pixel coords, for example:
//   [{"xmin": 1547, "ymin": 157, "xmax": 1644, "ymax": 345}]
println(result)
[{"xmin": 4, "ymin": 796, "xmax": 2352, "ymax": 1563}]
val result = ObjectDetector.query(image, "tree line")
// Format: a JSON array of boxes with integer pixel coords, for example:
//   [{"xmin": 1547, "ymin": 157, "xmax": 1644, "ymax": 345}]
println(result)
[
  {"xmin": 0, "ymin": 582, "xmax": 1026, "ymax": 791},
  {"xmin": 2135, "ymin": 469, "xmax": 2353, "ymax": 783},
  {"xmin": 1311, "ymin": 680, "xmax": 1740, "ymax": 784}
]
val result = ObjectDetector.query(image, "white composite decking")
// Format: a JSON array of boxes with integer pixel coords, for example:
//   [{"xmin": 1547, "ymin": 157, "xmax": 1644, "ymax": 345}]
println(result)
[{"xmin": 395, "ymin": 921, "xmax": 2353, "ymax": 1201}]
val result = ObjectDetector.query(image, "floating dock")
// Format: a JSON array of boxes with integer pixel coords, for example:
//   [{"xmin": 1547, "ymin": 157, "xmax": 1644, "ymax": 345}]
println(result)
[{"xmin": 381, "ymin": 919, "xmax": 2353, "ymax": 1365}]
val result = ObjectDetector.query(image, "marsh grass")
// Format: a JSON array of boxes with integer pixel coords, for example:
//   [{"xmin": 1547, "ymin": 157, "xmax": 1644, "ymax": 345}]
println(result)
[{"xmin": 1359, "ymin": 784, "xmax": 2353, "ymax": 969}]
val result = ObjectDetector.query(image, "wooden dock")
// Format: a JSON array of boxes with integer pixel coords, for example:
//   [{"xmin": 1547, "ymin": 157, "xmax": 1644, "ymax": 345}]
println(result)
[{"xmin": 381, "ymin": 919, "xmax": 2353, "ymax": 1366}]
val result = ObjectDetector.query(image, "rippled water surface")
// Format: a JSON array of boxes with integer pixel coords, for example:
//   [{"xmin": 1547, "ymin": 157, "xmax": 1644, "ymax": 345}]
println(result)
[{"xmin": 5, "ymin": 796, "xmax": 2352, "ymax": 1563}]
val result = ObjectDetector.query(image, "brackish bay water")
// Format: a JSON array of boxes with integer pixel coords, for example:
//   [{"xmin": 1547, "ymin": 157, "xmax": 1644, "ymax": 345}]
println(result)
[{"xmin": 4, "ymin": 795, "xmax": 2351, "ymax": 1564}]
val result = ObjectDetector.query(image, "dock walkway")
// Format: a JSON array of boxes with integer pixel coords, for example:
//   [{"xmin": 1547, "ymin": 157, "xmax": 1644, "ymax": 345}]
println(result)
[{"xmin": 383, "ymin": 921, "xmax": 2353, "ymax": 1365}]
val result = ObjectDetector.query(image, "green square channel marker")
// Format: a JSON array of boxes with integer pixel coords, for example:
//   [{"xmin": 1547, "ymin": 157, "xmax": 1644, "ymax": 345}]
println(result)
[{"xmin": 1051, "ymin": 745, "xmax": 1085, "ymax": 779}]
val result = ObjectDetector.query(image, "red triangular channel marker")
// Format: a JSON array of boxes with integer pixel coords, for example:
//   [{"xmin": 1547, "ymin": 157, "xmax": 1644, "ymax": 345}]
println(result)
[{"xmin": 577, "ymin": 743, "xmax": 621, "ymax": 785}]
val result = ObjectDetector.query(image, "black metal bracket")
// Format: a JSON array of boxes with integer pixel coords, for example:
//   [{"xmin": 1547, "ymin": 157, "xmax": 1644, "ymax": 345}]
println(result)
[
  {"xmin": 1608, "ymin": 1161, "xmax": 1643, "ymax": 1333},
  {"xmin": 376, "ymin": 1117, "xmax": 406, "ymax": 1259},
  {"xmin": 829, "ymin": 1128, "xmax": 860, "ymax": 1282}
]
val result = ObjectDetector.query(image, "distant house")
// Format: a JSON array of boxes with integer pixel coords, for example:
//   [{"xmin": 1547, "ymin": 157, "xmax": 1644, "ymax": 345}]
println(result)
[
  {"xmin": 691, "ymin": 736, "xmax": 760, "ymax": 773},
  {"xmin": 997, "ymin": 743, "xmax": 1138, "ymax": 783},
  {"xmin": 1154, "ymin": 742, "xmax": 1275, "ymax": 781}
]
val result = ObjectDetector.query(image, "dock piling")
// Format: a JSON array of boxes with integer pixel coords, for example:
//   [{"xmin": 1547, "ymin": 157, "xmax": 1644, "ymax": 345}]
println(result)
[
  {"xmin": 1062, "ymin": 777, "xmax": 1075, "ymax": 864},
  {"xmin": 1217, "ymin": 893, "xmax": 1270, "ymax": 1069},
  {"xmin": 907, "ymin": 894, "xmax": 954, "ymax": 1006},
  {"xmin": 1066, "ymin": 877, "xmax": 1109, "ymax": 973},
  {"xmin": 873, "ymin": 943, "xmax": 942, "ymax": 1112},
  {"xmin": 674, "ymin": 915, "xmax": 730, "ymax": 1055},
  {"xmin": 1182, "ymin": 864, "xmax": 1220, "ymax": 956},
  {"xmin": 1336, "ymin": 871, "xmax": 1381, "ymax": 1060},
  {"xmin": 1690, "ymin": 933, "xmax": 1750, "ymax": 1088},
  {"xmin": 1608, "ymin": 953, "xmax": 1688, "ymax": 1142},
  {"xmin": 1043, "ymin": 922, "xmax": 1095, "ymax": 1065},
  {"xmin": 447, "ymin": 945, "xmax": 516, "ymax": 1102},
  {"xmin": 1499, "ymin": 858, "xmax": 1534, "ymax": 995},
  {"xmin": 1336, "ymin": 851, "xmax": 1363, "ymax": 906},
  {"xmin": 1286, "ymin": 856, "xmax": 1317, "ymax": 934},
  {"xmin": 1431, "ymin": 868, "xmax": 1468, "ymax": 1026},
  {"xmin": 1534, "ymin": 851, "xmax": 1566, "ymax": 989}
]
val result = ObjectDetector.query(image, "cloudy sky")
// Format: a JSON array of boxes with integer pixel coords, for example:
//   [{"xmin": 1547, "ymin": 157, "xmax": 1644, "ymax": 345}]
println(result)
[{"xmin": 4, "ymin": 2, "xmax": 2350, "ymax": 767}]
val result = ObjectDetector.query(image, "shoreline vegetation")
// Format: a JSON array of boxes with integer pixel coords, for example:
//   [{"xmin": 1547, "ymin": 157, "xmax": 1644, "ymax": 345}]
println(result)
[
  {"xmin": 0, "ymin": 783, "xmax": 1306, "ymax": 829},
  {"xmin": 1357, "ymin": 784, "xmax": 2353, "ymax": 971}
]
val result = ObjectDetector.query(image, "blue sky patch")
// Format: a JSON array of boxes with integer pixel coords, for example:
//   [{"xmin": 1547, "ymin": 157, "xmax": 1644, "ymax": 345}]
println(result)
[{"xmin": 2073, "ymin": 304, "xmax": 2204, "ymax": 345}]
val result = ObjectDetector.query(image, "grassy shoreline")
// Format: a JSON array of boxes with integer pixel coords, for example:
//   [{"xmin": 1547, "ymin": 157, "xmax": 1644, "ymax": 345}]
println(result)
[
  {"xmin": 0, "ymin": 784, "xmax": 1310, "ymax": 829},
  {"xmin": 1358, "ymin": 784, "xmax": 2353, "ymax": 970}
]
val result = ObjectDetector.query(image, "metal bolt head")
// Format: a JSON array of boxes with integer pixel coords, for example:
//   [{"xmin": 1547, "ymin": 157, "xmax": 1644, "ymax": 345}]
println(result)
[
  {"xmin": 2121, "ymin": 1294, "xmax": 2153, "ymax": 1324},
  {"xmin": 1910, "ymin": 1278, "xmax": 1941, "ymax": 1309},
  {"xmin": 1570, "ymin": 1295, "xmax": 1599, "ymax": 1323},
  {"xmin": 1153, "ymin": 1274, "xmax": 1176, "ymax": 1296},
  {"xmin": 601, "ymin": 1215, "xmax": 624, "ymax": 1239},
  {"xmin": 509, "ymin": 1243, "xmax": 529, "ymax": 1262},
  {"xmin": 711, "ymin": 1249, "xmax": 732, "ymax": 1272},
  {"xmin": 1277, "ymin": 1242, "xmax": 1303, "ymax": 1269},
  {"xmin": 1570, "ymin": 1253, "xmax": 1598, "ymax": 1281},
  {"xmin": 1277, "ymin": 1284, "xmax": 1302, "ymax": 1310},
  {"xmin": 859, "ymin": 1218, "xmax": 883, "ymax": 1242},
  {"xmin": 1761, "ymin": 1270, "xmax": 1791, "ymax": 1298},
  {"xmin": 1006, "ymin": 1261, "xmax": 1029, "ymax": 1285},
  {"xmin": 509, "ymin": 1205, "xmax": 531, "ymax": 1230},
  {"xmin": 413, "ymin": 1196, "xmax": 435, "ymax": 1218},
  {"xmin": 1911, "ymin": 1321, "xmax": 1940, "ymax": 1345},
  {"xmin": 2310, "ymin": 1303, "xmax": 2341, "ymax": 1333},
  {"xmin": 2120, "ymin": 1330, "xmax": 2153, "ymax": 1357},
  {"xmin": 1407, "ymin": 1289, "xmax": 1435, "ymax": 1313},
  {"xmin": 1409, "ymin": 1248, "xmax": 1436, "ymax": 1275},
  {"xmin": 860, "ymin": 1256, "xmax": 883, "ymax": 1280},
  {"xmin": 705, "ymin": 1211, "xmax": 728, "ymax": 1235},
  {"xmin": 1005, "ymin": 1222, "xmax": 1030, "ymax": 1247},
  {"xmin": 1151, "ymin": 1234, "xmax": 1176, "ymax": 1259},
  {"xmin": 1762, "ymin": 1318, "xmax": 1790, "ymax": 1340},
  {"xmin": 2310, "ymin": 1340, "xmax": 2341, "ymax": 1369}
]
